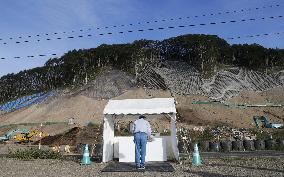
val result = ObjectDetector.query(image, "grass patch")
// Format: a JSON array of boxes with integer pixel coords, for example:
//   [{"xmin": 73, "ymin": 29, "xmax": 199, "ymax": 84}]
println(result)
[
  {"xmin": 86, "ymin": 122, "xmax": 101, "ymax": 129},
  {"xmin": 7, "ymin": 148, "xmax": 63, "ymax": 160}
]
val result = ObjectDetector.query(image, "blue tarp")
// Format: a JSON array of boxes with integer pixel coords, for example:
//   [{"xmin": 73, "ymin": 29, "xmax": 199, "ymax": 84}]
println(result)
[{"xmin": 0, "ymin": 91, "xmax": 55, "ymax": 113}]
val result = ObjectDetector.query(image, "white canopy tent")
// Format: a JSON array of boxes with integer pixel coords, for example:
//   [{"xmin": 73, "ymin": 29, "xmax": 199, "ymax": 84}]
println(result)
[{"xmin": 102, "ymin": 98, "xmax": 179, "ymax": 162}]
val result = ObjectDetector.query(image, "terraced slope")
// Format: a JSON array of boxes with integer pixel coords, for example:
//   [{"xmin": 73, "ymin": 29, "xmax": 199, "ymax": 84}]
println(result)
[{"xmin": 138, "ymin": 61, "xmax": 284, "ymax": 101}]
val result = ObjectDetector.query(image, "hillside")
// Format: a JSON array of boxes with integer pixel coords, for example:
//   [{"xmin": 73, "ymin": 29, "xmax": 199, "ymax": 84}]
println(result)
[
  {"xmin": 1, "ymin": 34, "xmax": 284, "ymax": 104},
  {"xmin": 0, "ymin": 68, "xmax": 283, "ymax": 129},
  {"xmin": 138, "ymin": 61, "xmax": 284, "ymax": 101},
  {"xmin": 0, "ymin": 34, "xmax": 283, "ymax": 130}
]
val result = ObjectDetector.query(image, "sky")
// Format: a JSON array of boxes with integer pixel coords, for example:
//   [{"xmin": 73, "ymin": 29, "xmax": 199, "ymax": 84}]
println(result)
[{"xmin": 0, "ymin": 0, "xmax": 283, "ymax": 77}]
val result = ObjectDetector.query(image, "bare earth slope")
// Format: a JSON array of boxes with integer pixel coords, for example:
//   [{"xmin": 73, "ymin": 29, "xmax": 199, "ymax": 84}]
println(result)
[
  {"xmin": 175, "ymin": 87, "xmax": 284, "ymax": 128},
  {"xmin": 0, "ymin": 67, "xmax": 283, "ymax": 128},
  {"xmin": 0, "ymin": 88, "xmax": 172, "ymax": 125},
  {"xmin": 0, "ymin": 87, "xmax": 283, "ymax": 128}
]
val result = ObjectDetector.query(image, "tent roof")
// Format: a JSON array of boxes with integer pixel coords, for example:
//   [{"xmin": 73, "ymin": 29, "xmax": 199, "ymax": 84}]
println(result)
[{"xmin": 103, "ymin": 98, "xmax": 176, "ymax": 115}]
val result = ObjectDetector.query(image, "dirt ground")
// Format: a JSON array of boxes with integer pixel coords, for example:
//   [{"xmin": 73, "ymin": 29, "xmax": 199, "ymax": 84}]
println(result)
[
  {"xmin": 39, "ymin": 126, "xmax": 102, "ymax": 147},
  {"xmin": 0, "ymin": 156, "xmax": 283, "ymax": 177},
  {"xmin": 0, "ymin": 87, "xmax": 283, "ymax": 130},
  {"xmin": 174, "ymin": 87, "xmax": 284, "ymax": 128}
]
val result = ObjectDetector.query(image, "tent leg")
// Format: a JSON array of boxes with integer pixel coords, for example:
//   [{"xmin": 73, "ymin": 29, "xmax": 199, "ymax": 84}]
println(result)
[
  {"xmin": 170, "ymin": 113, "xmax": 179, "ymax": 161},
  {"xmin": 102, "ymin": 115, "xmax": 115, "ymax": 162}
]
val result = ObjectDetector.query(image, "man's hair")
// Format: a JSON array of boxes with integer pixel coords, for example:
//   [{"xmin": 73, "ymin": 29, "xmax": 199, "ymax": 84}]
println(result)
[{"xmin": 139, "ymin": 115, "xmax": 146, "ymax": 119}]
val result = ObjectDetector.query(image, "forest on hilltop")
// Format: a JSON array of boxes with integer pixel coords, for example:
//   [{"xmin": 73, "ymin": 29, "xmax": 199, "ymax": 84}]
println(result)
[{"xmin": 0, "ymin": 34, "xmax": 284, "ymax": 103}]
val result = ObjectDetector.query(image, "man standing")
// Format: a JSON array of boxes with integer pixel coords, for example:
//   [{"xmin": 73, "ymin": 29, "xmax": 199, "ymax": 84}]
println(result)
[{"xmin": 132, "ymin": 115, "xmax": 152, "ymax": 169}]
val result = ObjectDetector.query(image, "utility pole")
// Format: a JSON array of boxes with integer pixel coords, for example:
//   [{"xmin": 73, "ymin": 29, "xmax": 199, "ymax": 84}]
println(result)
[{"xmin": 38, "ymin": 123, "xmax": 43, "ymax": 149}]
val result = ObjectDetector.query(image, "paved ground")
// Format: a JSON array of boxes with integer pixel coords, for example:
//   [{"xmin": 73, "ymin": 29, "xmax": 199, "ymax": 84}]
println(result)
[{"xmin": 0, "ymin": 156, "xmax": 283, "ymax": 177}]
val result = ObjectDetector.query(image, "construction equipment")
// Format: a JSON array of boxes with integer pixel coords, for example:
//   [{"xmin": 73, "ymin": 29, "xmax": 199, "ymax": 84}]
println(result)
[
  {"xmin": 0, "ymin": 128, "xmax": 29, "ymax": 142},
  {"xmin": 253, "ymin": 116, "xmax": 283, "ymax": 129},
  {"xmin": 14, "ymin": 129, "xmax": 48, "ymax": 143},
  {"xmin": 0, "ymin": 128, "xmax": 48, "ymax": 143}
]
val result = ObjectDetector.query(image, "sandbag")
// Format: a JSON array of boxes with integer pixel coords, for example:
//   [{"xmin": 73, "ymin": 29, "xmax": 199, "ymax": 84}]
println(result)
[
  {"xmin": 265, "ymin": 139, "xmax": 276, "ymax": 150},
  {"xmin": 243, "ymin": 140, "xmax": 255, "ymax": 151},
  {"xmin": 199, "ymin": 141, "xmax": 210, "ymax": 152},
  {"xmin": 276, "ymin": 139, "xmax": 284, "ymax": 148},
  {"xmin": 254, "ymin": 140, "xmax": 265, "ymax": 150},
  {"xmin": 209, "ymin": 142, "xmax": 220, "ymax": 152},
  {"xmin": 220, "ymin": 141, "xmax": 232, "ymax": 152},
  {"xmin": 232, "ymin": 141, "xmax": 244, "ymax": 151}
]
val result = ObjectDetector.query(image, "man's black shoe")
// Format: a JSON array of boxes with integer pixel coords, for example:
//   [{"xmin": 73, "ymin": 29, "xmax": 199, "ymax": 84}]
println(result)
[{"xmin": 138, "ymin": 166, "xmax": 145, "ymax": 170}]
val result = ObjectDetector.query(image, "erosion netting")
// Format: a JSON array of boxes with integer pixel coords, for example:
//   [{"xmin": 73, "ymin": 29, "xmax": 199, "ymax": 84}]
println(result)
[{"xmin": 138, "ymin": 61, "xmax": 284, "ymax": 101}]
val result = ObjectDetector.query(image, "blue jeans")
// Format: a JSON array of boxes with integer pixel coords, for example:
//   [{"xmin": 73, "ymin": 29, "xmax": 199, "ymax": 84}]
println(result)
[{"xmin": 133, "ymin": 132, "xmax": 147, "ymax": 167}]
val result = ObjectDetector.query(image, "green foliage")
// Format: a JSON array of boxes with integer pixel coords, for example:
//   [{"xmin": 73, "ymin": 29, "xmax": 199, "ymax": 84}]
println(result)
[
  {"xmin": 250, "ymin": 128, "xmax": 284, "ymax": 140},
  {"xmin": 0, "ymin": 34, "xmax": 283, "ymax": 103},
  {"xmin": 162, "ymin": 34, "xmax": 232, "ymax": 69},
  {"xmin": 189, "ymin": 128, "xmax": 215, "ymax": 142},
  {"xmin": 7, "ymin": 148, "xmax": 63, "ymax": 160},
  {"xmin": 160, "ymin": 130, "xmax": 171, "ymax": 136},
  {"xmin": 252, "ymin": 130, "xmax": 271, "ymax": 140},
  {"xmin": 44, "ymin": 122, "xmax": 67, "ymax": 126},
  {"xmin": 271, "ymin": 129, "xmax": 284, "ymax": 139},
  {"xmin": 232, "ymin": 44, "xmax": 284, "ymax": 70},
  {"xmin": 86, "ymin": 122, "xmax": 99, "ymax": 128},
  {"xmin": 114, "ymin": 130, "xmax": 132, "ymax": 136}
]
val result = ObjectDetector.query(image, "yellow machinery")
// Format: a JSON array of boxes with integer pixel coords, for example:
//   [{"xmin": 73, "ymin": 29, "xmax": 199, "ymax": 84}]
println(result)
[{"xmin": 14, "ymin": 129, "xmax": 48, "ymax": 143}]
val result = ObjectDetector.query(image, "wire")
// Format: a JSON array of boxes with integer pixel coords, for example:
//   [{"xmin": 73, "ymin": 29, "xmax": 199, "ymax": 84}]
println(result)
[
  {"xmin": 0, "ymin": 31, "xmax": 283, "ymax": 60},
  {"xmin": 94, "ymin": 14, "xmax": 282, "ymax": 36},
  {"xmin": 1, "ymin": 15, "xmax": 283, "ymax": 45},
  {"xmin": 227, "ymin": 31, "xmax": 284, "ymax": 40},
  {"xmin": 1, "ymin": 54, "xmax": 57, "ymax": 60},
  {"xmin": 0, "ymin": 3, "xmax": 280, "ymax": 44}
]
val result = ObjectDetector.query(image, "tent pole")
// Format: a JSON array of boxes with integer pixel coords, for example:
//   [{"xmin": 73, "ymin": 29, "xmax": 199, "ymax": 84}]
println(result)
[
  {"xmin": 170, "ymin": 113, "xmax": 179, "ymax": 161},
  {"xmin": 102, "ymin": 114, "xmax": 115, "ymax": 162}
]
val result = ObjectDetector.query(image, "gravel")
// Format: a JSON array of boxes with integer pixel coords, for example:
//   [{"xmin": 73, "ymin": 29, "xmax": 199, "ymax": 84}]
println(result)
[{"xmin": 0, "ymin": 157, "xmax": 283, "ymax": 177}]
